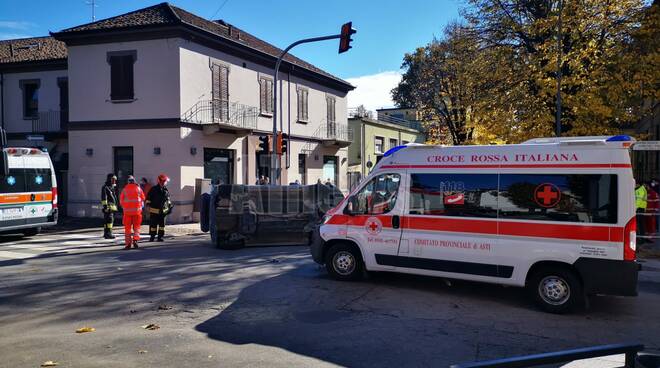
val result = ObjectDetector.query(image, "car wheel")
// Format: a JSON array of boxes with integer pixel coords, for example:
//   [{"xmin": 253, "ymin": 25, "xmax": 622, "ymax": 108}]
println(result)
[
  {"xmin": 325, "ymin": 243, "xmax": 364, "ymax": 281},
  {"xmin": 216, "ymin": 232, "xmax": 244, "ymax": 250},
  {"xmin": 22, "ymin": 227, "xmax": 41, "ymax": 237},
  {"xmin": 528, "ymin": 267, "xmax": 583, "ymax": 314}
]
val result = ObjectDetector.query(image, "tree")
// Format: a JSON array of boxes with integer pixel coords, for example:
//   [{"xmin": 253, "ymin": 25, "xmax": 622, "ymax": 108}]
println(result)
[
  {"xmin": 393, "ymin": 0, "xmax": 655, "ymax": 144},
  {"xmin": 392, "ymin": 24, "xmax": 479, "ymax": 145}
]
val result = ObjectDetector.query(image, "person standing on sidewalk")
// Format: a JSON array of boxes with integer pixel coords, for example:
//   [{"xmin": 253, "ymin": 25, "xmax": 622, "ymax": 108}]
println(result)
[
  {"xmin": 635, "ymin": 180, "xmax": 648, "ymax": 237},
  {"xmin": 119, "ymin": 175, "xmax": 146, "ymax": 249},
  {"xmin": 146, "ymin": 174, "xmax": 173, "ymax": 242},
  {"xmin": 646, "ymin": 182, "xmax": 659, "ymax": 236},
  {"xmin": 101, "ymin": 173, "xmax": 118, "ymax": 239}
]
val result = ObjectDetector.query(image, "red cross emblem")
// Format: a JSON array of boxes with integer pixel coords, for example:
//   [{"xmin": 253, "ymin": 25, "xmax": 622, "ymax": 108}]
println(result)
[
  {"xmin": 365, "ymin": 217, "xmax": 382, "ymax": 235},
  {"xmin": 534, "ymin": 183, "xmax": 561, "ymax": 208}
]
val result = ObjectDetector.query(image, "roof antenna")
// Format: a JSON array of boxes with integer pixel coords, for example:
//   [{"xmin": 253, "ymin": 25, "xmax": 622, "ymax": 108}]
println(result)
[{"xmin": 85, "ymin": 0, "xmax": 99, "ymax": 21}]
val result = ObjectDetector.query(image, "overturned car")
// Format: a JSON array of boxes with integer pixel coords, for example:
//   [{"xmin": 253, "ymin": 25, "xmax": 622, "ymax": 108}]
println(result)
[{"xmin": 201, "ymin": 184, "xmax": 344, "ymax": 249}]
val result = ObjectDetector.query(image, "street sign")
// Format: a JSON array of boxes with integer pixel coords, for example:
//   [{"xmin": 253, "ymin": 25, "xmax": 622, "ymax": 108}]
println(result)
[{"xmin": 633, "ymin": 141, "xmax": 660, "ymax": 151}]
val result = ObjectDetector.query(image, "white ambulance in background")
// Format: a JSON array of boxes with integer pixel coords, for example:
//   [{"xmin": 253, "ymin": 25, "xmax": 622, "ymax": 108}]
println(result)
[
  {"xmin": 0, "ymin": 148, "xmax": 58, "ymax": 236},
  {"xmin": 311, "ymin": 135, "xmax": 639, "ymax": 313}
]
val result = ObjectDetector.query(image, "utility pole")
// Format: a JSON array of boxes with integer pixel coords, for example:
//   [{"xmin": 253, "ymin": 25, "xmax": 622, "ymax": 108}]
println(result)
[
  {"xmin": 555, "ymin": 0, "xmax": 563, "ymax": 137},
  {"xmin": 270, "ymin": 23, "xmax": 356, "ymax": 184}
]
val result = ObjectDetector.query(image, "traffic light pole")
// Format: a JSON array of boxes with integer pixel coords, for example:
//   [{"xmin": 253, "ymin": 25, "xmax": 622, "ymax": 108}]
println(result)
[{"xmin": 271, "ymin": 34, "xmax": 342, "ymax": 185}]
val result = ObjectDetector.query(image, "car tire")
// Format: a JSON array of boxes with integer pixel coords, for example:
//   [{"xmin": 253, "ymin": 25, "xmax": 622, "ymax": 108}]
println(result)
[
  {"xmin": 22, "ymin": 227, "xmax": 41, "ymax": 237},
  {"xmin": 528, "ymin": 266, "xmax": 583, "ymax": 314},
  {"xmin": 216, "ymin": 233, "xmax": 245, "ymax": 250},
  {"xmin": 325, "ymin": 243, "xmax": 364, "ymax": 281}
]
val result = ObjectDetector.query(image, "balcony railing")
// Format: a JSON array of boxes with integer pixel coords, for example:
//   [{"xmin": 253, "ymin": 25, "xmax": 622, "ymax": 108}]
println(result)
[
  {"xmin": 30, "ymin": 110, "xmax": 68, "ymax": 133},
  {"xmin": 181, "ymin": 99, "xmax": 258, "ymax": 131},
  {"xmin": 325, "ymin": 121, "xmax": 353, "ymax": 142},
  {"xmin": 348, "ymin": 106, "xmax": 423, "ymax": 131}
]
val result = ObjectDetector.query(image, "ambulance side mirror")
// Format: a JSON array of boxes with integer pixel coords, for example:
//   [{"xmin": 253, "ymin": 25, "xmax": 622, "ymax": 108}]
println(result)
[{"xmin": 344, "ymin": 197, "xmax": 355, "ymax": 216}]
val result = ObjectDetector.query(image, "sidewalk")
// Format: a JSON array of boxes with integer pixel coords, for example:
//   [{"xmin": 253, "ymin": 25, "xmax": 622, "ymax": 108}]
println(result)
[{"xmin": 43, "ymin": 216, "xmax": 204, "ymax": 237}]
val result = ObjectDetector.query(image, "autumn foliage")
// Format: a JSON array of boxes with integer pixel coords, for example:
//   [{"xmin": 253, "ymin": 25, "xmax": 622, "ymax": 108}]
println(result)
[{"xmin": 393, "ymin": 0, "xmax": 659, "ymax": 144}]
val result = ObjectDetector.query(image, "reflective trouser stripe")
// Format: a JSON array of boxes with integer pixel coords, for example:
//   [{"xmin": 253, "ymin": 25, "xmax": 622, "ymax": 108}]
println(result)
[{"xmin": 101, "ymin": 200, "xmax": 108, "ymax": 205}]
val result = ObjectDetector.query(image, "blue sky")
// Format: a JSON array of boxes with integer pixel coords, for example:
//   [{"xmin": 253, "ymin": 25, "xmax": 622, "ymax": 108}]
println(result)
[{"xmin": 0, "ymin": 0, "xmax": 461, "ymax": 109}]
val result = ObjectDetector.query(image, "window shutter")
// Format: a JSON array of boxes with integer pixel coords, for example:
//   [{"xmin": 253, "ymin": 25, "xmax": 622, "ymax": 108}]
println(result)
[
  {"xmin": 211, "ymin": 64, "xmax": 220, "ymax": 101},
  {"xmin": 259, "ymin": 78, "xmax": 266, "ymax": 113},
  {"xmin": 266, "ymin": 79, "xmax": 273, "ymax": 113},
  {"xmin": 297, "ymin": 89, "xmax": 302, "ymax": 120},
  {"xmin": 219, "ymin": 65, "xmax": 229, "ymax": 121},
  {"xmin": 303, "ymin": 90, "xmax": 309, "ymax": 121}
]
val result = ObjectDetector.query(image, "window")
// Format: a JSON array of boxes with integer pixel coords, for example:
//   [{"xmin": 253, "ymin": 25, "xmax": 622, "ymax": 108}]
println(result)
[
  {"xmin": 20, "ymin": 79, "xmax": 40, "ymax": 119},
  {"xmin": 107, "ymin": 50, "xmax": 136, "ymax": 101},
  {"xmin": 211, "ymin": 63, "xmax": 229, "ymax": 121},
  {"xmin": 297, "ymin": 88, "xmax": 309, "ymax": 122},
  {"xmin": 389, "ymin": 138, "xmax": 398, "ymax": 150},
  {"xmin": 374, "ymin": 137, "xmax": 384, "ymax": 154},
  {"xmin": 326, "ymin": 96, "xmax": 336, "ymax": 124},
  {"xmin": 350, "ymin": 173, "xmax": 401, "ymax": 215},
  {"xmin": 259, "ymin": 77, "xmax": 273, "ymax": 115},
  {"xmin": 204, "ymin": 148, "xmax": 234, "ymax": 185},
  {"xmin": 499, "ymin": 174, "xmax": 617, "ymax": 224},
  {"xmin": 298, "ymin": 154, "xmax": 307, "ymax": 185},
  {"xmin": 409, "ymin": 174, "xmax": 498, "ymax": 218},
  {"xmin": 26, "ymin": 168, "xmax": 52, "ymax": 192},
  {"xmin": 0, "ymin": 169, "xmax": 27, "ymax": 194}
]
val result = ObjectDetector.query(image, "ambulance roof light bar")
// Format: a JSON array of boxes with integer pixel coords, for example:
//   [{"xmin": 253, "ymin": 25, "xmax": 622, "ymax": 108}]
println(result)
[{"xmin": 522, "ymin": 135, "xmax": 635, "ymax": 146}]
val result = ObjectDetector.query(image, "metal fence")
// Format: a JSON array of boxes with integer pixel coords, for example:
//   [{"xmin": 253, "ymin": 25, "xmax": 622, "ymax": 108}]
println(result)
[
  {"xmin": 31, "ymin": 110, "xmax": 68, "ymax": 133},
  {"xmin": 325, "ymin": 121, "xmax": 353, "ymax": 142},
  {"xmin": 181, "ymin": 99, "xmax": 259, "ymax": 130}
]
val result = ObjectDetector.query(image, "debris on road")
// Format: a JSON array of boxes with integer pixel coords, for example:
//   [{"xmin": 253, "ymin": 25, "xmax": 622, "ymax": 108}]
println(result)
[
  {"xmin": 75, "ymin": 327, "xmax": 95, "ymax": 333},
  {"xmin": 138, "ymin": 350, "xmax": 148, "ymax": 354},
  {"xmin": 41, "ymin": 361, "xmax": 59, "ymax": 367},
  {"xmin": 141, "ymin": 323, "xmax": 160, "ymax": 330},
  {"xmin": 157, "ymin": 304, "xmax": 172, "ymax": 311}
]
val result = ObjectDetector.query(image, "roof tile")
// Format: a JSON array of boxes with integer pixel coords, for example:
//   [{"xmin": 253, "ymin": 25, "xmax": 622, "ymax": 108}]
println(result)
[{"xmin": 0, "ymin": 36, "xmax": 67, "ymax": 64}]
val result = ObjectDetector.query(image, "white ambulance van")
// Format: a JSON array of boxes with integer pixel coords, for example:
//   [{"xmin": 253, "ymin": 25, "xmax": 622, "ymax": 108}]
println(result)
[
  {"xmin": 0, "ymin": 147, "xmax": 58, "ymax": 236},
  {"xmin": 311, "ymin": 136, "xmax": 639, "ymax": 313}
]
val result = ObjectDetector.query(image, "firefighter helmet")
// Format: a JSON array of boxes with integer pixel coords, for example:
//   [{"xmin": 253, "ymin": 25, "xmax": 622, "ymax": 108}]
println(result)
[{"xmin": 158, "ymin": 174, "xmax": 169, "ymax": 185}]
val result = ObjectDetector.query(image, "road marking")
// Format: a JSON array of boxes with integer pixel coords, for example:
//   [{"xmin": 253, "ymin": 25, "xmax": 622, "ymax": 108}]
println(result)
[{"xmin": 0, "ymin": 251, "xmax": 37, "ymax": 260}]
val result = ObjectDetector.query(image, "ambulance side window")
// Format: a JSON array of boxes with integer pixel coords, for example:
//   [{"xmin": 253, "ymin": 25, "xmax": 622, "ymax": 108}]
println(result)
[
  {"xmin": 0, "ymin": 169, "xmax": 27, "ymax": 194},
  {"xmin": 498, "ymin": 174, "xmax": 617, "ymax": 224},
  {"xmin": 408, "ymin": 173, "xmax": 498, "ymax": 218},
  {"xmin": 351, "ymin": 173, "xmax": 401, "ymax": 215}
]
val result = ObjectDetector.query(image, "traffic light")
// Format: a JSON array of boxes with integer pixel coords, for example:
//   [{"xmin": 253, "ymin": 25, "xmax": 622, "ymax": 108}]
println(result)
[
  {"xmin": 338, "ymin": 22, "xmax": 356, "ymax": 54},
  {"xmin": 281, "ymin": 133, "xmax": 288, "ymax": 154},
  {"xmin": 258, "ymin": 135, "xmax": 270, "ymax": 153}
]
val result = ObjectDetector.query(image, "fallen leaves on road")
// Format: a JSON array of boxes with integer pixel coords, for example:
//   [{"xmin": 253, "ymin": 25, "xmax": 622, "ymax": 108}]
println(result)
[
  {"xmin": 157, "ymin": 304, "xmax": 172, "ymax": 310},
  {"xmin": 141, "ymin": 323, "xmax": 160, "ymax": 330},
  {"xmin": 75, "ymin": 327, "xmax": 95, "ymax": 333},
  {"xmin": 41, "ymin": 361, "xmax": 59, "ymax": 367}
]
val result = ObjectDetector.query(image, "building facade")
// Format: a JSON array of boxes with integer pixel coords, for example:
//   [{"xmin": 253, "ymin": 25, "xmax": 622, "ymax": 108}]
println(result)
[{"xmin": 1, "ymin": 3, "xmax": 354, "ymax": 223}]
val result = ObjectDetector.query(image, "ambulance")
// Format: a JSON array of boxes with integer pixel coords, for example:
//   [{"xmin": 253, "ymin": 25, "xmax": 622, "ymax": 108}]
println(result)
[
  {"xmin": 310, "ymin": 136, "xmax": 639, "ymax": 313},
  {"xmin": 0, "ymin": 147, "xmax": 58, "ymax": 236}
]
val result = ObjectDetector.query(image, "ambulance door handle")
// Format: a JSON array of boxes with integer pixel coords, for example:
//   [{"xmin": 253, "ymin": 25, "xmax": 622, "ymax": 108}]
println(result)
[{"xmin": 391, "ymin": 215, "xmax": 400, "ymax": 229}]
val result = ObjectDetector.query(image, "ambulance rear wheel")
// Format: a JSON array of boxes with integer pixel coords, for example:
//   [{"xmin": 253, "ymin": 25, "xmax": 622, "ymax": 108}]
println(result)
[
  {"xmin": 325, "ymin": 243, "xmax": 364, "ymax": 281},
  {"xmin": 529, "ymin": 267, "xmax": 583, "ymax": 314}
]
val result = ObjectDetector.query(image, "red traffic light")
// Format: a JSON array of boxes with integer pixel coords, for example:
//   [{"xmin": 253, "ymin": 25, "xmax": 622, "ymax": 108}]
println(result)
[{"xmin": 339, "ymin": 21, "xmax": 356, "ymax": 54}]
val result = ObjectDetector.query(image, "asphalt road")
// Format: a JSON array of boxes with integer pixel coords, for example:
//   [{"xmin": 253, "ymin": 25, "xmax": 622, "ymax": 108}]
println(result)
[{"xmin": 1, "ymin": 230, "xmax": 659, "ymax": 368}]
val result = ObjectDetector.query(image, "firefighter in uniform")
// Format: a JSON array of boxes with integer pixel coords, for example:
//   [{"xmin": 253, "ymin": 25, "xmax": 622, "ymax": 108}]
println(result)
[
  {"xmin": 101, "ymin": 173, "xmax": 118, "ymax": 239},
  {"xmin": 147, "ymin": 174, "xmax": 173, "ymax": 242},
  {"xmin": 119, "ymin": 175, "xmax": 146, "ymax": 249}
]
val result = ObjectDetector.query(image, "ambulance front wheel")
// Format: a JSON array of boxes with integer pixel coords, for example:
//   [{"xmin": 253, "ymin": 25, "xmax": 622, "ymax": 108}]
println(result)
[
  {"xmin": 529, "ymin": 267, "xmax": 583, "ymax": 314},
  {"xmin": 325, "ymin": 243, "xmax": 364, "ymax": 281}
]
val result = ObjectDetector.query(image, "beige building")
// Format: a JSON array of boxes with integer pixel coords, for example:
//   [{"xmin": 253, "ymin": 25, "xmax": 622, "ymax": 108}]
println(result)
[{"xmin": 1, "ymin": 3, "xmax": 354, "ymax": 223}]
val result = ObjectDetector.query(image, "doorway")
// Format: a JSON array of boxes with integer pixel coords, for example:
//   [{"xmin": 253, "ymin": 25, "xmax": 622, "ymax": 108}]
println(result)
[{"xmin": 113, "ymin": 146, "xmax": 133, "ymax": 188}]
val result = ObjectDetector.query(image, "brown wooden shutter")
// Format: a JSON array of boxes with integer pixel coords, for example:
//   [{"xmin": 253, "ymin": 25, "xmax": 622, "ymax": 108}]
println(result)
[
  {"xmin": 259, "ymin": 78, "xmax": 266, "ymax": 113},
  {"xmin": 110, "ymin": 57, "xmax": 121, "ymax": 100},
  {"xmin": 211, "ymin": 64, "xmax": 220, "ymax": 100},
  {"xmin": 303, "ymin": 90, "xmax": 308, "ymax": 121},
  {"xmin": 219, "ymin": 65, "xmax": 229, "ymax": 121},
  {"xmin": 267, "ymin": 79, "xmax": 273, "ymax": 113},
  {"xmin": 297, "ymin": 89, "xmax": 302, "ymax": 120},
  {"xmin": 123, "ymin": 55, "xmax": 134, "ymax": 99}
]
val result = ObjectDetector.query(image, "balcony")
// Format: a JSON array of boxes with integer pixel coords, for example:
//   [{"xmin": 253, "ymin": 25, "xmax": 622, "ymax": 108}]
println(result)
[
  {"xmin": 181, "ymin": 99, "xmax": 259, "ymax": 135},
  {"xmin": 321, "ymin": 121, "xmax": 353, "ymax": 148},
  {"xmin": 30, "ymin": 110, "xmax": 68, "ymax": 134}
]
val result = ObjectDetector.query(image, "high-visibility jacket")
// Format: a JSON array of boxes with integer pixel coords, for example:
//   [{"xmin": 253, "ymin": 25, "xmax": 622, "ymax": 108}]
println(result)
[
  {"xmin": 101, "ymin": 184, "xmax": 118, "ymax": 212},
  {"xmin": 120, "ymin": 183, "xmax": 145, "ymax": 215},
  {"xmin": 635, "ymin": 185, "xmax": 647, "ymax": 210}
]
